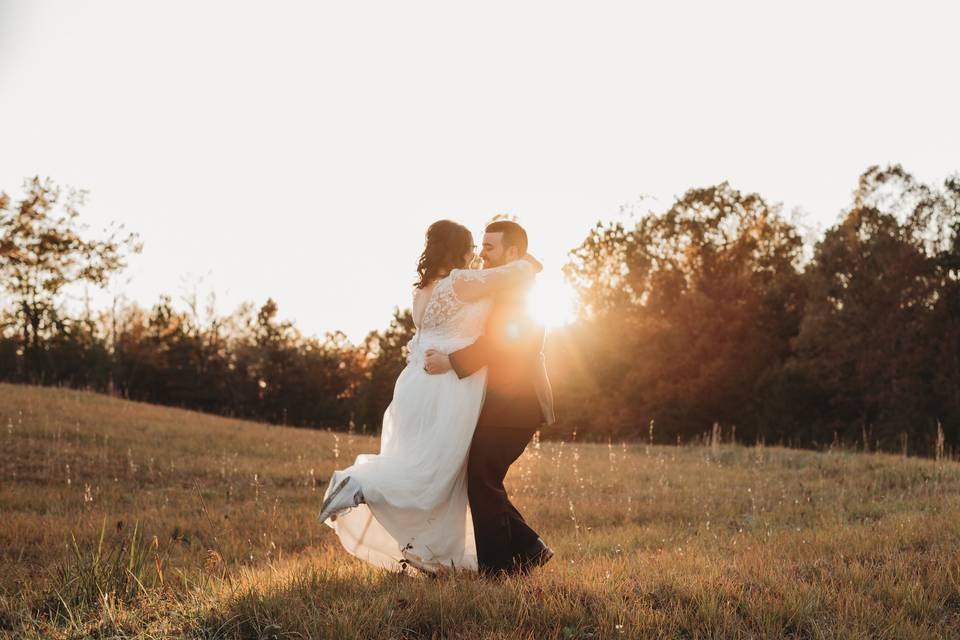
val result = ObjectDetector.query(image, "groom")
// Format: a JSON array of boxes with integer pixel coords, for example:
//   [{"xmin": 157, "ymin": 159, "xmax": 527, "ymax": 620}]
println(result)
[{"xmin": 424, "ymin": 220, "xmax": 556, "ymax": 577}]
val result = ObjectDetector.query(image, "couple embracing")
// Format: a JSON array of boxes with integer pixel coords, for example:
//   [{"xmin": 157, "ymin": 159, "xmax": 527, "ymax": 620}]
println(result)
[{"xmin": 318, "ymin": 219, "xmax": 556, "ymax": 578}]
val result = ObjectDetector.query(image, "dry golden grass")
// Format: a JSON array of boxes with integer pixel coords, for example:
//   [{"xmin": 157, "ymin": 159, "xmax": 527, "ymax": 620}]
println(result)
[{"xmin": 2, "ymin": 382, "xmax": 959, "ymax": 639}]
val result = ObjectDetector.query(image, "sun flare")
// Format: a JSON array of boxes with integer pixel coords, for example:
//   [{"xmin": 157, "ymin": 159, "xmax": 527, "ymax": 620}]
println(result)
[{"xmin": 528, "ymin": 272, "xmax": 579, "ymax": 330}]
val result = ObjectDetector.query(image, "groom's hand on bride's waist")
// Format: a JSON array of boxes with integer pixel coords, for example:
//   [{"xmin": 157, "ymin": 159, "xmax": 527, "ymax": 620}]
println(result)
[{"xmin": 424, "ymin": 350, "xmax": 452, "ymax": 375}]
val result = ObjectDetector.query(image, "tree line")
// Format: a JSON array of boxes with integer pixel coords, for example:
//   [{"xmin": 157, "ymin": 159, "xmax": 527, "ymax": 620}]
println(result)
[
  {"xmin": 554, "ymin": 165, "xmax": 959, "ymax": 455},
  {"xmin": 1, "ymin": 168, "xmax": 957, "ymax": 454}
]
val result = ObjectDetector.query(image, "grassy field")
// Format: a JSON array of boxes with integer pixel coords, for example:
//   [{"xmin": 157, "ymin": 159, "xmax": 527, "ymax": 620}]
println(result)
[{"xmin": 2, "ymin": 383, "xmax": 960, "ymax": 639}]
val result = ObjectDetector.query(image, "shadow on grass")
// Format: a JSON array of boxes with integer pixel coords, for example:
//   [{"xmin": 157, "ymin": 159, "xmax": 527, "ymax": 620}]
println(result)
[{"xmin": 191, "ymin": 562, "xmax": 619, "ymax": 640}]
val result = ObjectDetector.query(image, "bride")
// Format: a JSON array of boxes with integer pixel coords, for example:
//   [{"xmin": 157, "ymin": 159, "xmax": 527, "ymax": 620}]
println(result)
[{"xmin": 317, "ymin": 219, "xmax": 539, "ymax": 573}]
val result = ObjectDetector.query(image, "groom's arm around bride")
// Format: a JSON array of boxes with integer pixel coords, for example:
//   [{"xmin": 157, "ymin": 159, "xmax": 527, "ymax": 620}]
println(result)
[{"xmin": 424, "ymin": 219, "xmax": 556, "ymax": 576}]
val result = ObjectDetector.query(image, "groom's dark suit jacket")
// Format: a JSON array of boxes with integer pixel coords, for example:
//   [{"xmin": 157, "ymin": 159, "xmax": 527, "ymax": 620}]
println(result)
[{"xmin": 448, "ymin": 287, "xmax": 546, "ymax": 431}]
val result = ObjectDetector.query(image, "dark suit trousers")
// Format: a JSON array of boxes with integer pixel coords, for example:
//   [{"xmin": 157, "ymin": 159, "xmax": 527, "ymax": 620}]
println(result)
[{"xmin": 467, "ymin": 424, "xmax": 540, "ymax": 575}]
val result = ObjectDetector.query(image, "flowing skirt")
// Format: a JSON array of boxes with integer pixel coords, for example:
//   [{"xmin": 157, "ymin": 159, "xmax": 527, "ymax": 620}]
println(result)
[{"xmin": 323, "ymin": 360, "xmax": 486, "ymax": 572}]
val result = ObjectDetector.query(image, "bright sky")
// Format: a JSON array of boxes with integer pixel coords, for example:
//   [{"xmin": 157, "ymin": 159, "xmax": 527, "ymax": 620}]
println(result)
[{"xmin": 1, "ymin": 1, "xmax": 958, "ymax": 342}]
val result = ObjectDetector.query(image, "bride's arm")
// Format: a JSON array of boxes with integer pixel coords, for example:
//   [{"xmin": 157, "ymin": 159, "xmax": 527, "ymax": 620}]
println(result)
[{"xmin": 451, "ymin": 256, "xmax": 542, "ymax": 302}]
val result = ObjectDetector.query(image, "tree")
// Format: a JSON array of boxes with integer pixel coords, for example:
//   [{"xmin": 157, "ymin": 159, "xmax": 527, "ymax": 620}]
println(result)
[
  {"xmin": 0, "ymin": 177, "xmax": 141, "ymax": 382},
  {"xmin": 794, "ymin": 165, "xmax": 960, "ymax": 450},
  {"xmin": 354, "ymin": 308, "xmax": 416, "ymax": 432},
  {"xmin": 562, "ymin": 183, "xmax": 806, "ymax": 441}
]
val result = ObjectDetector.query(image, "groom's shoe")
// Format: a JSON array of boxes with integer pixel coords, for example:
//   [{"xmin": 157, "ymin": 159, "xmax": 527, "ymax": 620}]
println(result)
[
  {"xmin": 514, "ymin": 538, "xmax": 554, "ymax": 574},
  {"xmin": 317, "ymin": 475, "xmax": 364, "ymax": 523}
]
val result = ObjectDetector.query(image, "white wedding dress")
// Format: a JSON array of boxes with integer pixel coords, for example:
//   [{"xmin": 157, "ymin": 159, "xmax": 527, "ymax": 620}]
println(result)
[{"xmin": 323, "ymin": 261, "xmax": 534, "ymax": 573}]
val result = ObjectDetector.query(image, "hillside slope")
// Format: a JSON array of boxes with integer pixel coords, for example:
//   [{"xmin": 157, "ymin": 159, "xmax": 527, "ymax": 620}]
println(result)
[
  {"xmin": 2, "ymin": 383, "xmax": 960, "ymax": 639},
  {"xmin": 0, "ymin": 384, "xmax": 352, "ymax": 593}
]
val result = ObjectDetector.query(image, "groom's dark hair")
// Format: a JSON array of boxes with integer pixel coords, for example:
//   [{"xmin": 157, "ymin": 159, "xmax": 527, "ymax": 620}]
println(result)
[{"xmin": 485, "ymin": 219, "xmax": 528, "ymax": 255}]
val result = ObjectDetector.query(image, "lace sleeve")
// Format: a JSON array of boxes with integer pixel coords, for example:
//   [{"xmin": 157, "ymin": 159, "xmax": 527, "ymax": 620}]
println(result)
[{"xmin": 451, "ymin": 259, "xmax": 536, "ymax": 302}]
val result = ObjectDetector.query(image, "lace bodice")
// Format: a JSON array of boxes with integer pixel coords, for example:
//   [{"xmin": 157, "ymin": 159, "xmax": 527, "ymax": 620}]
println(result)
[
  {"xmin": 418, "ymin": 276, "xmax": 474, "ymax": 331},
  {"xmin": 408, "ymin": 275, "xmax": 491, "ymax": 364},
  {"xmin": 407, "ymin": 260, "xmax": 535, "ymax": 366}
]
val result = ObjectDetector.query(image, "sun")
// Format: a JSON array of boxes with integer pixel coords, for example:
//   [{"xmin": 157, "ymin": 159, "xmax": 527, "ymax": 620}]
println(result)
[{"xmin": 528, "ymin": 271, "xmax": 579, "ymax": 330}]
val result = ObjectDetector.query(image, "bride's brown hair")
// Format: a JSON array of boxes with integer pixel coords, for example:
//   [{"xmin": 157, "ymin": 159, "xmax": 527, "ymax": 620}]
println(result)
[{"xmin": 415, "ymin": 220, "xmax": 474, "ymax": 289}]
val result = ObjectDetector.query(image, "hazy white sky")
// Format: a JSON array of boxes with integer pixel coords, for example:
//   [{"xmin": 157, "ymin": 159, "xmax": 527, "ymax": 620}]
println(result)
[{"xmin": 1, "ymin": 1, "xmax": 958, "ymax": 341}]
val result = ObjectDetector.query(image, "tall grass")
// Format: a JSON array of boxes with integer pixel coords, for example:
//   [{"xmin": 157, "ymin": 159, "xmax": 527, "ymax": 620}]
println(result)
[
  {"xmin": 51, "ymin": 518, "xmax": 164, "ymax": 613},
  {"xmin": 2, "ymin": 383, "xmax": 960, "ymax": 638}
]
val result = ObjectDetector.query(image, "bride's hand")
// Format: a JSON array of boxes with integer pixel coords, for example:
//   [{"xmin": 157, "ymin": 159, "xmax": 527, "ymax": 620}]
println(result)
[
  {"xmin": 522, "ymin": 254, "xmax": 543, "ymax": 273},
  {"xmin": 424, "ymin": 349, "xmax": 452, "ymax": 375}
]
